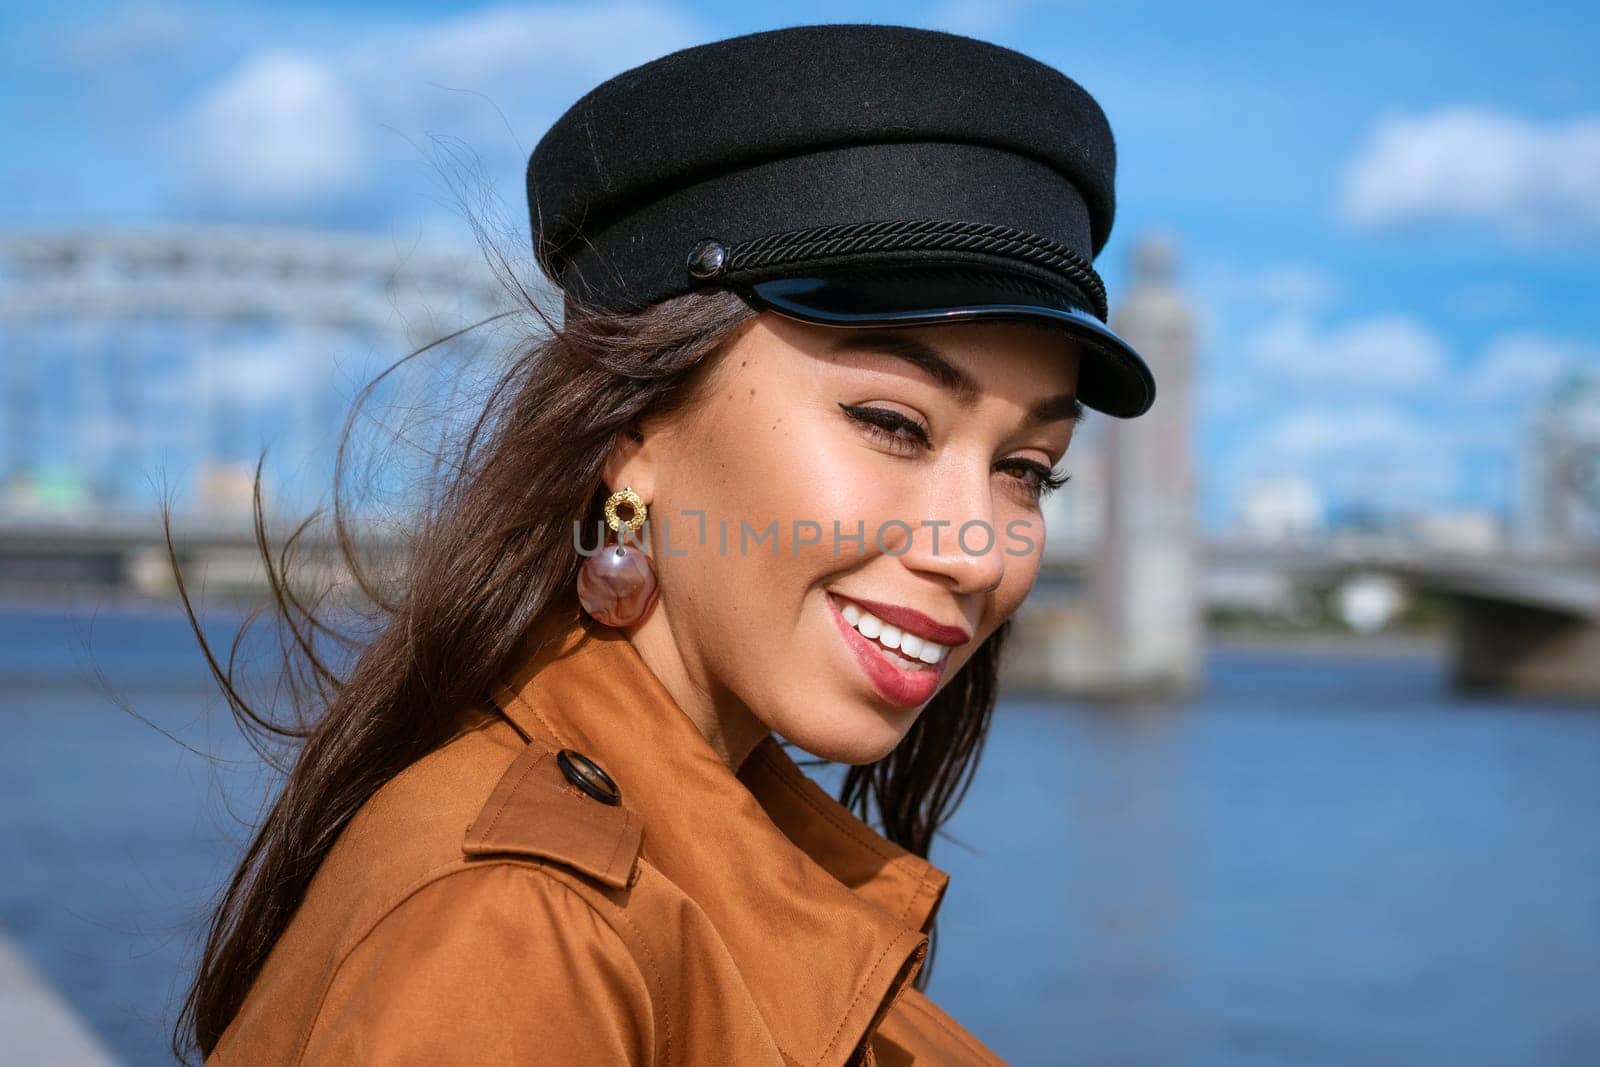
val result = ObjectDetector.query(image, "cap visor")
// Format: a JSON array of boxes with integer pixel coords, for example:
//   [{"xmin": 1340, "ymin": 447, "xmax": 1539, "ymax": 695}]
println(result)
[{"xmin": 741, "ymin": 266, "xmax": 1156, "ymax": 418}]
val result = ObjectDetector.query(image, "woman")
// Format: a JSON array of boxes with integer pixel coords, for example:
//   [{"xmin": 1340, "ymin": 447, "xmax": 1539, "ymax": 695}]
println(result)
[{"xmin": 177, "ymin": 22, "xmax": 1156, "ymax": 1066}]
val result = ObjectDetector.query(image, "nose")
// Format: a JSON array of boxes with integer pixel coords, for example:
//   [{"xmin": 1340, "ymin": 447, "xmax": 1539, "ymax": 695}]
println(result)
[{"xmin": 887, "ymin": 466, "xmax": 1008, "ymax": 596}]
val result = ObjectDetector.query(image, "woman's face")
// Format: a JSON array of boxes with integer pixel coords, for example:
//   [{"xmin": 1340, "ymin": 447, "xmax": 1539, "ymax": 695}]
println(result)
[{"xmin": 611, "ymin": 310, "xmax": 1082, "ymax": 766}]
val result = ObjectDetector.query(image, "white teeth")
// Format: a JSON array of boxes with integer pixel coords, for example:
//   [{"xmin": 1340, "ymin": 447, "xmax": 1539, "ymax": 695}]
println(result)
[{"xmin": 833, "ymin": 596, "xmax": 953, "ymax": 665}]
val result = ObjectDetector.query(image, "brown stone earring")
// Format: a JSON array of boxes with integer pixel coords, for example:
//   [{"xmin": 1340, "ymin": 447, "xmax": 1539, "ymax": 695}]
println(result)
[{"xmin": 577, "ymin": 486, "xmax": 659, "ymax": 627}]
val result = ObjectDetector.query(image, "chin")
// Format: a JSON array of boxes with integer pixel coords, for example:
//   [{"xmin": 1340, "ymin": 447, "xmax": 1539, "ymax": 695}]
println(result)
[{"xmin": 777, "ymin": 702, "xmax": 918, "ymax": 767}]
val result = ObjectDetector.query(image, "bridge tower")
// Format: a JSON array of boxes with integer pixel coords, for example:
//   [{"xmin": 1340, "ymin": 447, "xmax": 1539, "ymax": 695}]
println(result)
[
  {"xmin": 1096, "ymin": 233, "xmax": 1202, "ymax": 696},
  {"xmin": 1005, "ymin": 232, "xmax": 1201, "ymax": 698},
  {"xmin": 1517, "ymin": 369, "xmax": 1600, "ymax": 554}
]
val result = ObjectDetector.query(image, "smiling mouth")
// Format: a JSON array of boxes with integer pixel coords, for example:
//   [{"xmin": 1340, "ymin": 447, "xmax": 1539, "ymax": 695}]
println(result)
[{"xmin": 828, "ymin": 593, "xmax": 953, "ymax": 670}]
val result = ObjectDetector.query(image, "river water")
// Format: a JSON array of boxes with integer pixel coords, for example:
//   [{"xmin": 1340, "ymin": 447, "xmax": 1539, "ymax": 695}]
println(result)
[{"xmin": 2, "ymin": 602, "xmax": 1596, "ymax": 1066}]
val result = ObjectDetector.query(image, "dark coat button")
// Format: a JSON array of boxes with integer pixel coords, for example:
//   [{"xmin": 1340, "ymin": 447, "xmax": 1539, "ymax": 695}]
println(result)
[
  {"xmin": 556, "ymin": 748, "xmax": 622, "ymax": 805},
  {"xmin": 686, "ymin": 238, "xmax": 727, "ymax": 279}
]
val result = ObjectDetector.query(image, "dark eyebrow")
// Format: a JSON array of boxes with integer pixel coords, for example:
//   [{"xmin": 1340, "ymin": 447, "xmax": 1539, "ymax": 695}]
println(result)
[{"xmin": 826, "ymin": 329, "xmax": 1083, "ymax": 427}]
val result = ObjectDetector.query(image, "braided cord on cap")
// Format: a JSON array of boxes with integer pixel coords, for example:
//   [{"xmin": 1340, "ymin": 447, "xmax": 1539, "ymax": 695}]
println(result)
[{"xmin": 723, "ymin": 218, "xmax": 1109, "ymax": 320}]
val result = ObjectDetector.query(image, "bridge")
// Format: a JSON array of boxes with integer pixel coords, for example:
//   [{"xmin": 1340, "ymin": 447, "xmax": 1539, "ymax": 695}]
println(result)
[
  {"xmin": 2, "ymin": 509, "xmax": 1595, "ymax": 697},
  {"xmin": 3, "ymin": 226, "xmax": 1596, "ymax": 699},
  {"xmin": 0, "ymin": 225, "xmax": 520, "ymax": 518},
  {"xmin": 1201, "ymin": 534, "xmax": 1600, "ymax": 697}
]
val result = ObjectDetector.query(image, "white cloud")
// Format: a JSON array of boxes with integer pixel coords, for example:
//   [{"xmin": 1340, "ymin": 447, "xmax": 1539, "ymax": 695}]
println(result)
[
  {"xmin": 1193, "ymin": 260, "xmax": 1340, "ymax": 317},
  {"xmin": 1245, "ymin": 312, "xmax": 1448, "ymax": 394},
  {"xmin": 170, "ymin": 3, "xmax": 702, "ymax": 217},
  {"xmin": 340, "ymin": 1, "xmax": 703, "ymax": 160},
  {"xmin": 1251, "ymin": 265, "xmax": 1340, "ymax": 314},
  {"xmin": 1237, "ymin": 405, "xmax": 1467, "ymax": 511},
  {"xmin": 174, "ymin": 50, "xmax": 369, "ymax": 211},
  {"xmin": 1340, "ymin": 107, "xmax": 1600, "ymax": 242},
  {"xmin": 1200, "ymin": 283, "xmax": 1600, "ymax": 526},
  {"xmin": 1461, "ymin": 332, "xmax": 1600, "ymax": 406},
  {"xmin": 1210, "ymin": 327, "xmax": 1600, "ymax": 524},
  {"xmin": 1261, "ymin": 405, "xmax": 1431, "ymax": 455},
  {"xmin": 1185, "ymin": 261, "xmax": 1343, "ymax": 418}
]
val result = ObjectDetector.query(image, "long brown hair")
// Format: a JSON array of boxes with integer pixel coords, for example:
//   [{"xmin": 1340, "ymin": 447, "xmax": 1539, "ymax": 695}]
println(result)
[{"xmin": 170, "ymin": 246, "xmax": 1013, "ymax": 1060}]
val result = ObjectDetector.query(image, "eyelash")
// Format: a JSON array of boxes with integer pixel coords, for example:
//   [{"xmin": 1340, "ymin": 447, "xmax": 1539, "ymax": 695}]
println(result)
[{"xmin": 838, "ymin": 403, "xmax": 1071, "ymax": 501}]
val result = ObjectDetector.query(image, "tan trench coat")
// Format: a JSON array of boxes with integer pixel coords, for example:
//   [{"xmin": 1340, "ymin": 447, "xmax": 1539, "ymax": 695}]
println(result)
[{"xmin": 209, "ymin": 600, "xmax": 1008, "ymax": 1065}]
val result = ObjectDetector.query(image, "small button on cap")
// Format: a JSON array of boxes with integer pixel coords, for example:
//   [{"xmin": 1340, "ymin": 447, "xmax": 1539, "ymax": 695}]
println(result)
[
  {"xmin": 556, "ymin": 748, "xmax": 622, "ymax": 805},
  {"xmin": 686, "ymin": 238, "xmax": 727, "ymax": 280}
]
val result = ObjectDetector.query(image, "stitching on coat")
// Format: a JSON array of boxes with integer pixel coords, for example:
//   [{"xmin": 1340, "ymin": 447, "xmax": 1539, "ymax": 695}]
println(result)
[
  {"xmin": 293, "ymin": 859, "xmax": 663, "ymax": 1066},
  {"xmin": 754, "ymin": 743, "xmax": 932, "ymax": 911},
  {"xmin": 491, "ymin": 678, "xmax": 568, "ymax": 749},
  {"xmin": 593, "ymin": 862, "xmax": 672, "ymax": 1066},
  {"xmin": 754, "ymin": 743, "xmax": 900, "ymax": 863},
  {"xmin": 898, "ymin": 866, "xmax": 947, "ymax": 927},
  {"xmin": 472, "ymin": 746, "xmax": 546, "ymax": 843},
  {"xmin": 603, "ymin": 808, "xmax": 633, "ymax": 882},
  {"xmin": 815, "ymin": 928, "xmax": 919, "ymax": 1065},
  {"xmin": 471, "ymin": 742, "xmax": 636, "ymax": 889},
  {"xmin": 899, "ymin": 871, "xmax": 930, "ymax": 924}
]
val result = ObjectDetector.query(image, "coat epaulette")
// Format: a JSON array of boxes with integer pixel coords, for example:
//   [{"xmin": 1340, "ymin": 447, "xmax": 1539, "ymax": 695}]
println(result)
[{"xmin": 463, "ymin": 739, "xmax": 643, "ymax": 890}]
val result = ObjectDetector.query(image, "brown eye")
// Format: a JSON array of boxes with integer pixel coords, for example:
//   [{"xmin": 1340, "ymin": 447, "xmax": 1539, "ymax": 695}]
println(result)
[
  {"xmin": 999, "ymin": 458, "xmax": 1070, "ymax": 502},
  {"xmin": 839, "ymin": 403, "xmax": 932, "ymax": 452}
]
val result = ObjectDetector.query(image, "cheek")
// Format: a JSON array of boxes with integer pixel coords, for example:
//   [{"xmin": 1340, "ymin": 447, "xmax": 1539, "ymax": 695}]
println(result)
[
  {"xmin": 652, "ymin": 393, "xmax": 851, "ymax": 627},
  {"xmin": 679, "ymin": 386, "xmax": 847, "ymax": 521}
]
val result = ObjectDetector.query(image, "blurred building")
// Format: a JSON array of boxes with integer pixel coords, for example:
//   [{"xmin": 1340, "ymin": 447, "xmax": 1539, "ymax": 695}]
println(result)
[
  {"xmin": 1012, "ymin": 232, "xmax": 1201, "ymax": 697},
  {"xmin": 2, "ymin": 466, "xmax": 94, "ymax": 517},
  {"xmin": 1237, "ymin": 477, "xmax": 1324, "ymax": 541},
  {"xmin": 195, "ymin": 459, "xmax": 263, "ymax": 516},
  {"xmin": 1516, "ymin": 368, "xmax": 1600, "ymax": 554},
  {"xmin": 1407, "ymin": 509, "xmax": 1504, "ymax": 554}
]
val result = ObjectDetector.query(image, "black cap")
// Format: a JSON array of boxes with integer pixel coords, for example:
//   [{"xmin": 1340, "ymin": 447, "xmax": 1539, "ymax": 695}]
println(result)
[{"xmin": 527, "ymin": 23, "xmax": 1156, "ymax": 418}]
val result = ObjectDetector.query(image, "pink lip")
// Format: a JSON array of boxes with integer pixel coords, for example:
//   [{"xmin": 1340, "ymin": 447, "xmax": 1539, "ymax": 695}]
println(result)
[
  {"xmin": 826, "ymin": 592, "xmax": 949, "ymax": 709},
  {"xmin": 829, "ymin": 592, "xmax": 973, "ymax": 647}
]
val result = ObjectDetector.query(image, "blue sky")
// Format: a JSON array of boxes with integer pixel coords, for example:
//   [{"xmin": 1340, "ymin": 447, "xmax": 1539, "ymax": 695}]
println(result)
[{"xmin": 3, "ymin": 0, "xmax": 1597, "ymax": 531}]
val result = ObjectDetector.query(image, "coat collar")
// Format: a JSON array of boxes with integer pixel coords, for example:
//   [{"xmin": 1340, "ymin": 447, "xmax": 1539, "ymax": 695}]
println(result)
[{"xmin": 486, "ymin": 595, "xmax": 950, "ymax": 1065}]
